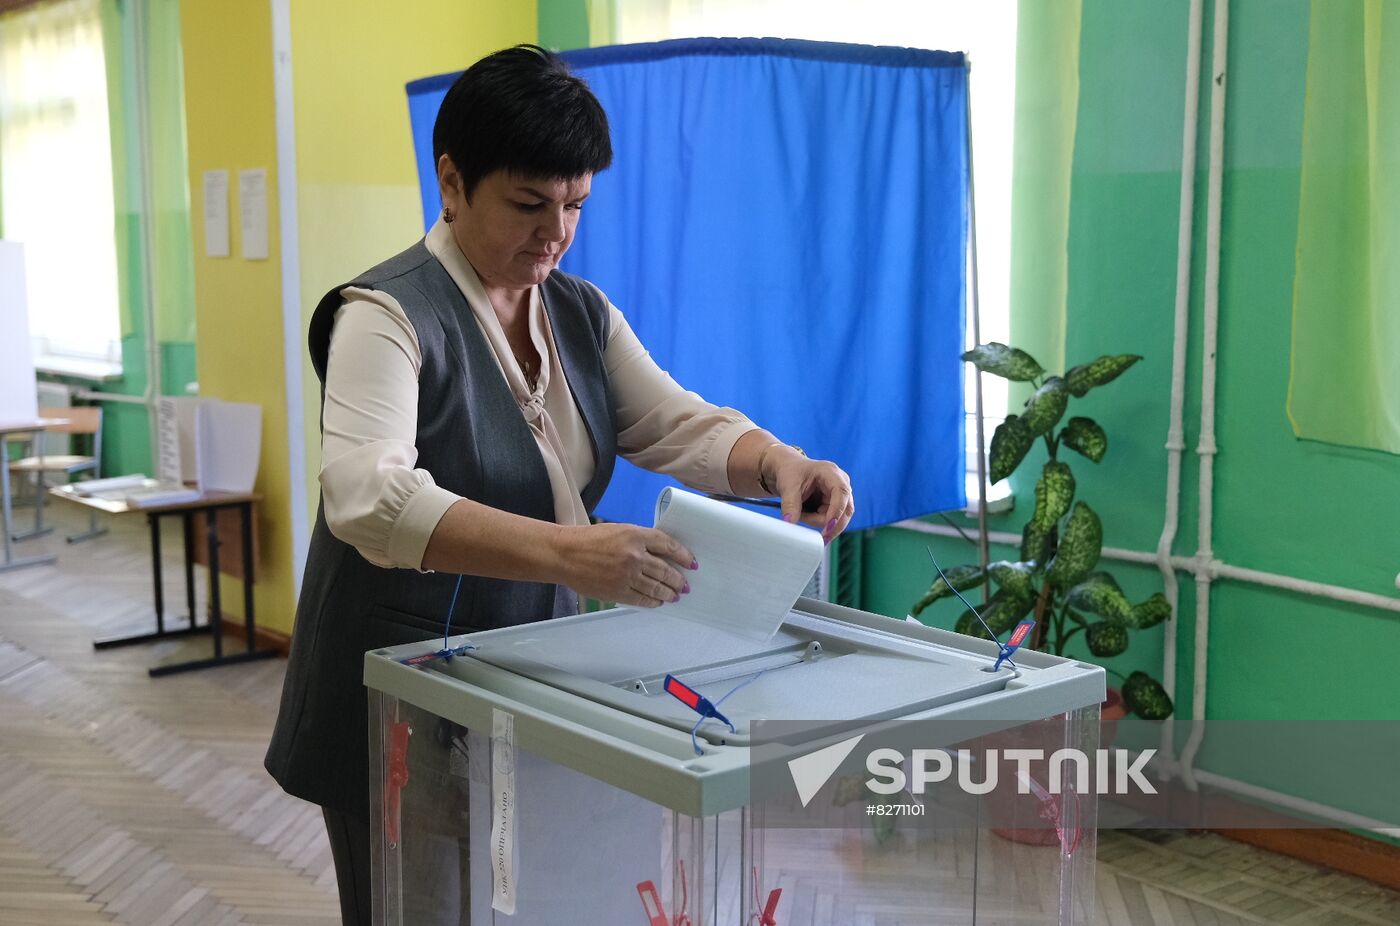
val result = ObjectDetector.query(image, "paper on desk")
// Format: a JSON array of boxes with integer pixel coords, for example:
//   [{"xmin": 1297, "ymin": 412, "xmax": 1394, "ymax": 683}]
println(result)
[{"xmin": 653, "ymin": 487, "xmax": 825, "ymax": 642}]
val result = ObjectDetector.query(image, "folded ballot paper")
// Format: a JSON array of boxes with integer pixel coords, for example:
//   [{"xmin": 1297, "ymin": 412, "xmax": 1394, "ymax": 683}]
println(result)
[{"xmin": 652, "ymin": 488, "xmax": 825, "ymax": 642}]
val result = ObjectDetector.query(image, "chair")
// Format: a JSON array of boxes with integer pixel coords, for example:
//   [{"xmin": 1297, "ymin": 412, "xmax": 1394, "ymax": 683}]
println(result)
[{"xmin": 8, "ymin": 406, "xmax": 108, "ymax": 543}]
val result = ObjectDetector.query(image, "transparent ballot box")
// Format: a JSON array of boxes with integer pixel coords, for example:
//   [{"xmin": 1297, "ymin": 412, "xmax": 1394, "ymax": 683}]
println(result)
[{"xmin": 366, "ymin": 597, "xmax": 1104, "ymax": 925}]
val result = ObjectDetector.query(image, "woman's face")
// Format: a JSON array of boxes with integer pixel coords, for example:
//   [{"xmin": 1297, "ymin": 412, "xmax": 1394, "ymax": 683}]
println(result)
[{"xmin": 439, "ymin": 159, "xmax": 591, "ymax": 292}]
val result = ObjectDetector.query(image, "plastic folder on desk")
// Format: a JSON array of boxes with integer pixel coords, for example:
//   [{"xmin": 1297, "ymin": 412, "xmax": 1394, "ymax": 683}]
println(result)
[
  {"xmin": 72, "ymin": 474, "xmax": 152, "ymax": 496},
  {"xmin": 123, "ymin": 482, "xmax": 201, "ymax": 507}
]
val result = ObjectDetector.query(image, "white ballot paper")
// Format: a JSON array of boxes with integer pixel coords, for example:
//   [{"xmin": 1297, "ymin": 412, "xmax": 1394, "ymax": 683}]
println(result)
[{"xmin": 653, "ymin": 487, "xmax": 825, "ymax": 641}]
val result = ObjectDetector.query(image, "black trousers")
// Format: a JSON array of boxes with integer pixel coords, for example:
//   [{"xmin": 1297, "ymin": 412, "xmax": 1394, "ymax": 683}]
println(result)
[{"xmin": 323, "ymin": 807, "xmax": 372, "ymax": 926}]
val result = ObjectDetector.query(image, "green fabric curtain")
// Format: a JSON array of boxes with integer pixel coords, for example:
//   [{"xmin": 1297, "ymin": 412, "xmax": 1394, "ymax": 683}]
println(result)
[
  {"xmin": 100, "ymin": 0, "xmax": 196, "ymax": 346},
  {"xmin": 1007, "ymin": 0, "xmax": 1081, "ymax": 388},
  {"xmin": 1288, "ymin": 0, "xmax": 1400, "ymax": 454}
]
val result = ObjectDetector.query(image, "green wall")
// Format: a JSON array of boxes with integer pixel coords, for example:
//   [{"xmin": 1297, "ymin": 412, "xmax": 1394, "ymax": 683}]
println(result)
[{"xmin": 538, "ymin": 0, "xmax": 589, "ymax": 50}]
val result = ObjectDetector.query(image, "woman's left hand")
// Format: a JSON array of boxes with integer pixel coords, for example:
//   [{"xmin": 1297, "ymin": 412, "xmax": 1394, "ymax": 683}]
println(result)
[{"xmin": 766, "ymin": 451, "xmax": 855, "ymax": 544}]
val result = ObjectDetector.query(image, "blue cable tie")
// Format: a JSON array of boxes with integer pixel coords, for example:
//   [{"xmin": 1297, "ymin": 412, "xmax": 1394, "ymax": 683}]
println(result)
[
  {"xmin": 399, "ymin": 574, "xmax": 477, "ymax": 668},
  {"xmin": 993, "ymin": 620, "xmax": 1035, "ymax": 672},
  {"xmin": 926, "ymin": 548, "xmax": 1035, "ymax": 672}
]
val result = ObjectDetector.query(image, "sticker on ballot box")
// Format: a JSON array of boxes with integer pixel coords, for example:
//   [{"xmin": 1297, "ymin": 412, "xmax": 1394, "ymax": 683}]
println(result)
[{"xmin": 490, "ymin": 708, "xmax": 517, "ymax": 914}]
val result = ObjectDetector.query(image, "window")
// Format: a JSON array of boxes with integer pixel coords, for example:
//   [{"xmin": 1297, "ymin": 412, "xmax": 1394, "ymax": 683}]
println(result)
[
  {"xmin": 0, "ymin": 0, "xmax": 122, "ymax": 367},
  {"xmin": 609, "ymin": 0, "xmax": 1017, "ymax": 508}
]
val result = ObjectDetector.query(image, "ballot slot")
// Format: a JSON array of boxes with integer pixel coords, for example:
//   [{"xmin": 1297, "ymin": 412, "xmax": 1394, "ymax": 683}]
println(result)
[
  {"xmin": 462, "ymin": 607, "xmax": 1019, "ymax": 746},
  {"xmin": 618, "ymin": 639, "xmax": 832, "ymax": 695}
]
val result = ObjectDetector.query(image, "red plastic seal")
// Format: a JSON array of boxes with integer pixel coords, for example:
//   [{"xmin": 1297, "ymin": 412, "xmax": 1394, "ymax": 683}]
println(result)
[{"xmin": 384, "ymin": 720, "xmax": 412, "ymax": 847}]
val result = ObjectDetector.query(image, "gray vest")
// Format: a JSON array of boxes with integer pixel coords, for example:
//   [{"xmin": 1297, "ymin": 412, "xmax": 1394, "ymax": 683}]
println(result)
[{"xmin": 265, "ymin": 240, "xmax": 617, "ymax": 816}]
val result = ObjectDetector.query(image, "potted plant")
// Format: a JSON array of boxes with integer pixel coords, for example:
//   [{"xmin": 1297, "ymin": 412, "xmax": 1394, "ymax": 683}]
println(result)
[
  {"xmin": 906, "ymin": 343, "xmax": 1175, "ymax": 848},
  {"xmin": 910, "ymin": 342, "xmax": 1175, "ymax": 721}
]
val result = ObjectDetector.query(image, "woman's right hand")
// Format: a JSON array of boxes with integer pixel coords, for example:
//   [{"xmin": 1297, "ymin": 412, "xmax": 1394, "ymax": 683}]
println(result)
[{"xmin": 554, "ymin": 522, "xmax": 697, "ymax": 608}]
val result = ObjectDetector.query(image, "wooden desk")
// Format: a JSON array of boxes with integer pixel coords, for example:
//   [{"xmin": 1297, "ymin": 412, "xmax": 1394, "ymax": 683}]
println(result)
[
  {"xmin": 0, "ymin": 418, "xmax": 68, "ymax": 573},
  {"xmin": 49, "ymin": 484, "xmax": 279, "ymax": 677}
]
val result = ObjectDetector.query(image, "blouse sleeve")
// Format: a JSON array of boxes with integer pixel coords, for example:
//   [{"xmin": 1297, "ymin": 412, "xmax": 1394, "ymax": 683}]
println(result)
[
  {"xmin": 319, "ymin": 288, "xmax": 461, "ymax": 570},
  {"xmin": 604, "ymin": 299, "xmax": 759, "ymax": 495}
]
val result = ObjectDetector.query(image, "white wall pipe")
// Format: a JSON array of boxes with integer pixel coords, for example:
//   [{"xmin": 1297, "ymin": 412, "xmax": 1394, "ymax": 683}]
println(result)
[
  {"xmin": 1209, "ymin": 561, "xmax": 1400, "ymax": 614},
  {"xmin": 1180, "ymin": 0, "xmax": 1231, "ymax": 791},
  {"xmin": 131, "ymin": 0, "xmax": 162, "ymax": 462},
  {"xmin": 73, "ymin": 390, "xmax": 148, "ymax": 406},
  {"xmin": 1120, "ymin": 750, "xmax": 1400, "ymax": 839},
  {"xmin": 896, "ymin": 518, "xmax": 1400, "ymax": 614},
  {"xmin": 1184, "ymin": 768, "xmax": 1400, "ymax": 838},
  {"xmin": 898, "ymin": 519, "xmax": 1192, "ymax": 569},
  {"xmin": 1156, "ymin": 0, "xmax": 1206, "ymax": 783}
]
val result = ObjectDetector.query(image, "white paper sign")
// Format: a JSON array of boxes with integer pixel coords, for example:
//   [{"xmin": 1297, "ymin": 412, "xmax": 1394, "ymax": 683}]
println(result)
[
  {"xmin": 490, "ymin": 708, "xmax": 517, "ymax": 915},
  {"xmin": 154, "ymin": 397, "xmax": 202, "ymax": 485},
  {"xmin": 653, "ymin": 488, "xmax": 825, "ymax": 642},
  {"xmin": 202, "ymin": 170, "xmax": 229, "ymax": 258},
  {"xmin": 238, "ymin": 168, "xmax": 268, "ymax": 260},
  {"xmin": 155, "ymin": 398, "xmax": 183, "ymax": 484}
]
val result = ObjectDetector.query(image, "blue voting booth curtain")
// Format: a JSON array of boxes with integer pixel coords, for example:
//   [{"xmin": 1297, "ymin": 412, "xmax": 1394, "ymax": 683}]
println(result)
[{"xmin": 405, "ymin": 38, "xmax": 968, "ymax": 529}]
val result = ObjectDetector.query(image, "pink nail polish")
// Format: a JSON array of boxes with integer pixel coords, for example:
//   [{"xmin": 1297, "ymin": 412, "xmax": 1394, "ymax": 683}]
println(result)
[
  {"xmin": 672, "ymin": 593, "xmax": 680, "ymax": 603},
  {"xmin": 826, "ymin": 519, "xmax": 837, "ymax": 532},
  {"xmin": 682, "ymin": 582, "xmax": 691, "ymax": 594},
  {"xmin": 690, "ymin": 559, "xmax": 699, "ymax": 570},
  {"xmin": 782, "ymin": 513, "xmax": 793, "ymax": 523}
]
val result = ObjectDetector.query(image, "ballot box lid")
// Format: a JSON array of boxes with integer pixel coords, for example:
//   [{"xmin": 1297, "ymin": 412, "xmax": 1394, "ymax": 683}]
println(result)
[{"xmin": 364, "ymin": 597, "xmax": 1104, "ymax": 816}]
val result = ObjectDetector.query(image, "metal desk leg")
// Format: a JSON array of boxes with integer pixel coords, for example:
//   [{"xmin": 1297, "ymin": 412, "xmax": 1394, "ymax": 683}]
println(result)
[
  {"xmin": 151, "ymin": 513, "xmax": 165, "ymax": 633},
  {"xmin": 183, "ymin": 512, "xmax": 198, "ymax": 629},
  {"xmin": 207, "ymin": 505, "xmax": 224, "ymax": 661},
  {"xmin": 241, "ymin": 502, "xmax": 255, "ymax": 654},
  {"xmin": 94, "ymin": 510, "xmax": 209, "ymax": 649},
  {"xmin": 0, "ymin": 432, "xmax": 56, "ymax": 573},
  {"xmin": 148, "ymin": 503, "xmax": 277, "ymax": 678}
]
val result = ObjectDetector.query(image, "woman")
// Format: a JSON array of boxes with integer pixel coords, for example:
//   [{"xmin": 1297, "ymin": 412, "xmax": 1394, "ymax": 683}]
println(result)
[{"xmin": 265, "ymin": 44, "xmax": 854, "ymax": 924}]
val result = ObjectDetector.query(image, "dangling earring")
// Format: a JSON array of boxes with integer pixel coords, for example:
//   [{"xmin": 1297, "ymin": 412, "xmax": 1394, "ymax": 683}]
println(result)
[{"xmin": 443, "ymin": 206, "xmax": 455, "ymax": 224}]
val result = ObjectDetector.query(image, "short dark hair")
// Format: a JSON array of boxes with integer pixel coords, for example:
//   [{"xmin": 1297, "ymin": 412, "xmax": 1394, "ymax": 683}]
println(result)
[{"xmin": 433, "ymin": 45, "xmax": 612, "ymax": 200}]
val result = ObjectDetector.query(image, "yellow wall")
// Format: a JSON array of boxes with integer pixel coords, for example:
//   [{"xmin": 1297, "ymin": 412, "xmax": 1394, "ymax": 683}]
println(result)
[
  {"xmin": 177, "ymin": 1, "xmax": 535, "ymax": 634},
  {"xmin": 179, "ymin": 0, "xmax": 297, "ymax": 632},
  {"xmin": 288, "ymin": 0, "xmax": 537, "ymax": 526}
]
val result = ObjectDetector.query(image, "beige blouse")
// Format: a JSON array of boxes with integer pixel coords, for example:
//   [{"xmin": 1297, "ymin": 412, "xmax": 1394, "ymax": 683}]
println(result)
[{"xmin": 319, "ymin": 216, "xmax": 758, "ymax": 570}]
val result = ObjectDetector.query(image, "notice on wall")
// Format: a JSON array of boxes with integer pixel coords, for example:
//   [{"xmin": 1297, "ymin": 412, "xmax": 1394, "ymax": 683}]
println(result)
[
  {"xmin": 202, "ymin": 169, "xmax": 230, "ymax": 258},
  {"xmin": 239, "ymin": 168, "xmax": 269, "ymax": 260}
]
